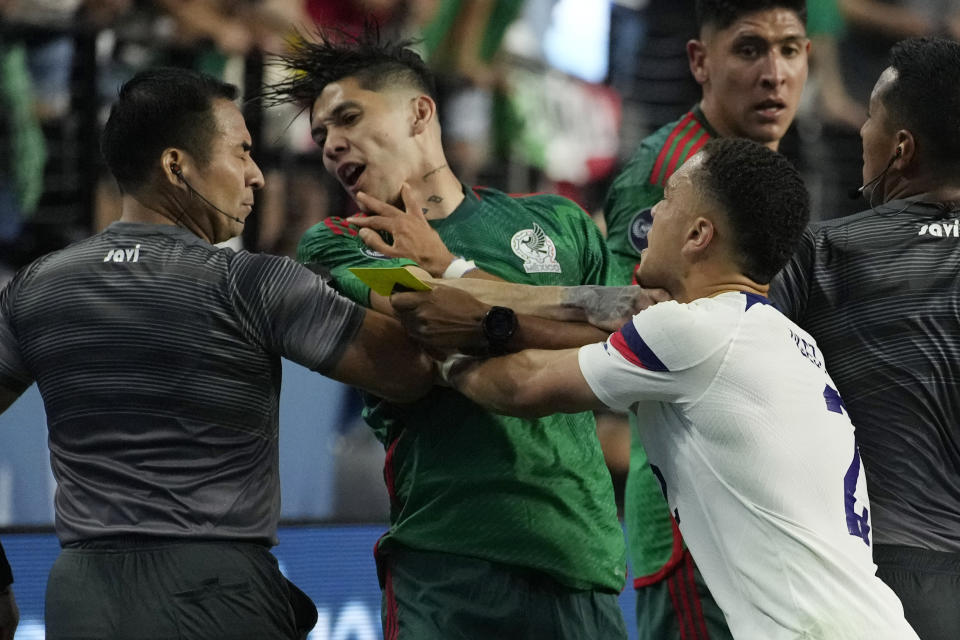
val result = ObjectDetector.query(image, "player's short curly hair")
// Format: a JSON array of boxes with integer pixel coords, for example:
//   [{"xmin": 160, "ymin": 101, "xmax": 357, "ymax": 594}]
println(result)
[
  {"xmin": 260, "ymin": 25, "xmax": 435, "ymax": 111},
  {"xmin": 882, "ymin": 37, "xmax": 960, "ymax": 173},
  {"xmin": 101, "ymin": 67, "xmax": 237, "ymax": 193},
  {"xmin": 695, "ymin": 0, "xmax": 806, "ymax": 32},
  {"xmin": 697, "ymin": 138, "xmax": 809, "ymax": 284}
]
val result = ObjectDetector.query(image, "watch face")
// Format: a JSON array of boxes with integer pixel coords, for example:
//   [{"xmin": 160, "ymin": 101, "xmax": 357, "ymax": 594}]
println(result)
[{"xmin": 483, "ymin": 306, "xmax": 517, "ymax": 352}]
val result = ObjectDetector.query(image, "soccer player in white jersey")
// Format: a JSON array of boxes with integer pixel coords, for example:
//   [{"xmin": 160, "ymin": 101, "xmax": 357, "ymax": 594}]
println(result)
[{"xmin": 438, "ymin": 138, "xmax": 919, "ymax": 640}]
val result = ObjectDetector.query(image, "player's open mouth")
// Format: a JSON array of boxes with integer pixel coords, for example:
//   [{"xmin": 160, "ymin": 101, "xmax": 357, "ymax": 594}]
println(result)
[
  {"xmin": 338, "ymin": 163, "xmax": 366, "ymax": 188},
  {"xmin": 754, "ymin": 99, "xmax": 786, "ymax": 119}
]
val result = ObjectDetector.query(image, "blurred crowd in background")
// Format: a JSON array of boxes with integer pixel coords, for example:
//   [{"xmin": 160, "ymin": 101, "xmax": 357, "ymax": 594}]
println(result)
[
  {"xmin": 3, "ymin": 0, "xmax": 959, "ymax": 279},
  {"xmin": 1, "ymin": 0, "xmax": 958, "ymax": 519}
]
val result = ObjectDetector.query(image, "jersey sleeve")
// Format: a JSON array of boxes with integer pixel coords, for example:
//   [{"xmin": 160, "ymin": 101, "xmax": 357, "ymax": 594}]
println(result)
[
  {"xmin": 296, "ymin": 216, "xmax": 417, "ymax": 307},
  {"xmin": 0, "ymin": 266, "xmax": 35, "ymax": 393},
  {"xmin": 577, "ymin": 300, "xmax": 735, "ymax": 411},
  {"xmin": 602, "ymin": 140, "xmax": 663, "ymax": 285},
  {"xmin": 769, "ymin": 225, "xmax": 816, "ymax": 324},
  {"xmin": 228, "ymin": 251, "xmax": 366, "ymax": 374}
]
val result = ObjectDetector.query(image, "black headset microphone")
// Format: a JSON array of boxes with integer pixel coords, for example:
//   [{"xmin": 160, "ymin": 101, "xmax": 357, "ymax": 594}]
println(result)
[
  {"xmin": 171, "ymin": 164, "xmax": 245, "ymax": 224},
  {"xmin": 847, "ymin": 146, "xmax": 902, "ymax": 200}
]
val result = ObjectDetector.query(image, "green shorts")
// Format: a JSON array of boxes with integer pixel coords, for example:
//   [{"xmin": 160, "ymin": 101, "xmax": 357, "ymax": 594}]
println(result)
[
  {"xmin": 379, "ymin": 545, "xmax": 627, "ymax": 640},
  {"xmin": 635, "ymin": 549, "xmax": 732, "ymax": 640},
  {"xmin": 45, "ymin": 537, "xmax": 316, "ymax": 640}
]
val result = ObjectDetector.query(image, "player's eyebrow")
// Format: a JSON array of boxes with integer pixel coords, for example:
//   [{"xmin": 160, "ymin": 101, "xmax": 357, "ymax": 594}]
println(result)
[{"xmin": 311, "ymin": 101, "xmax": 362, "ymax": 138}]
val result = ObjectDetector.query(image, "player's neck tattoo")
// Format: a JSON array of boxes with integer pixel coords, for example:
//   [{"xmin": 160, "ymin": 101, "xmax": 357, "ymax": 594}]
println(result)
[
  {"xmin": 422, "ymin": 164, "xmax": 447, "ymax": 181},
  {"xmin": 421, "ymin": 195, "xmax": 443, "ymax": 218}
]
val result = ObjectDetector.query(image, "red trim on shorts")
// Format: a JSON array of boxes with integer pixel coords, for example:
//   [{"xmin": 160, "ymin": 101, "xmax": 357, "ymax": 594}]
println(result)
[
  {"xmin": 383, "ymin": 562, "xmax": 399, "ymax": 640},
  {"xmin": 633, "ymin": 515, "xmax": 685, "ymax": 588},
  {"xmin": 666, "ymin": 567, "xmax": 691, "ymax": 640},
  {"xmin": 685, "ymin": 551, "xmax": 711, "ymax": 639},
  {"xmin": 383, "ymin": 433, "xmax": 402, "ymax": 509},
  {"xmin": 674, "ymin": 554, "xmax": 699, "ymax": 640}
]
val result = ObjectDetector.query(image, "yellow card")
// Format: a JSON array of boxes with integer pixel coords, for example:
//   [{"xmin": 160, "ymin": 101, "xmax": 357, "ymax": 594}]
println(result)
[{"xmin": 348, "ymin": 267, "xmax": 433, "ymax": 297}]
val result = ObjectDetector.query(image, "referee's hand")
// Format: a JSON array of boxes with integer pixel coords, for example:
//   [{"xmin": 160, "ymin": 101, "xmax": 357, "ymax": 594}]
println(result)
[{"xmin": 0, "ymin": 587, "xmax": 18, "ymax": 640}]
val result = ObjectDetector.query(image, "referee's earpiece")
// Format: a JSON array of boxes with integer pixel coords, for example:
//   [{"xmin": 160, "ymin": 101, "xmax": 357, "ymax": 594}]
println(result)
[
  {"xmin": 171, "ymin": 163, "xmax": 183, "ymax": 180},
  {"xmin": 895, "ymin": 146, "xmax": 903, "ymax": 158}
]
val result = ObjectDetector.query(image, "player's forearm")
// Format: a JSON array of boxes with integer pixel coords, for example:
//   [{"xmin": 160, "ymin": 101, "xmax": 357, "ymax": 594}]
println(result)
[
  {"xmin": 436, "ymin": 279, "xmax": 575, "ymax": 320},
  {"xmin": 510, "ymin": 314, "xmax": 608, "ymax": 351},
  {"xmin": 448, "ymin": 347, "xmax": 600, "ymax": 418},
  {"xmin": 450, "ymin": 350, "xmax": 562, "ymax": 418}
]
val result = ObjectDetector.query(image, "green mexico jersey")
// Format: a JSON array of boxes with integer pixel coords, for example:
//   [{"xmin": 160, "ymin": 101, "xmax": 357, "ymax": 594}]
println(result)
[
  {"xmin": 603, "ymin": 106, "xmax": 717, "ymax": 585},
  {"xmin": 298, "ymin": 185, "xmax": 626, "ymax": 592}
]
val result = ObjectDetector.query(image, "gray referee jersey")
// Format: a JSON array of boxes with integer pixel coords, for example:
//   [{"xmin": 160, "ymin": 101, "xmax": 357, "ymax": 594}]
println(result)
[
  {"xmin": 0, "ymin": 222, "xmax": 365, "ymax": 545},
  {"xmin": 771, "ymin": 199, "xmax": 960, "ymax": 551}
]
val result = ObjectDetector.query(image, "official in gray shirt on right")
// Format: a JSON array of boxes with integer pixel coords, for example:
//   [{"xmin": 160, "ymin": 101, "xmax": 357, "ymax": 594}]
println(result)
[
  {"xmin": 770, "ymin": 37, "xmax": 960, "ymax": 640},
  {"xmin": 0, "ymin": 67, "xmax": 433, "ymax": 640}
]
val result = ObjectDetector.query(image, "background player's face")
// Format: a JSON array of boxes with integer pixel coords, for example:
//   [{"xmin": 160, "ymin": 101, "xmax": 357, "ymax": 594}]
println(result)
[
  {"xmin": 637, "ymin": 155, "xmax": 705, "ymax": 292},
  {"xmin": 692, "ymin": 8, "xmax": 808, "ymax": 149},
  {"xmin": 311, "ymin": 77, "xmax": 420, "ymax": 211},
  {"xmin": 860, "ymin": 67, "xmax": 899, "ymax": 196},
  {"xmin": 187, "ymin": 99, "xmax": 264, "ymax": 241}
]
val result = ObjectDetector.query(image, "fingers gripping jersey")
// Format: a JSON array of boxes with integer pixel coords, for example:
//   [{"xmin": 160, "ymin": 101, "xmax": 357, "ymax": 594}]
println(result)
[
  {"xmin": 578, "ymin": 293, "xmax": 919, "ymax": 639},
  {"xmin": 297, "ymin": 185, "xmax": 626, "ymax": 593}
]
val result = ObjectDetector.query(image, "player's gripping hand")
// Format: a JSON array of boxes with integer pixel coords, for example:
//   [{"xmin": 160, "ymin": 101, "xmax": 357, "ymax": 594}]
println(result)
[
  {"xmin": 349, "ymin": 184, "xmax": 457, "ymax": 277},
  {"xmin": 391, "ymin": 285, "xmax": 490, "ymax": 356}
]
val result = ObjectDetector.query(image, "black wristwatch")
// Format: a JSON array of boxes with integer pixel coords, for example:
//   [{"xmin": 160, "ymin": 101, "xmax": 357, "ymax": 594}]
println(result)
[{"xmin": 482, "ymin": 306, "xmax": 518, "ymax": 355}]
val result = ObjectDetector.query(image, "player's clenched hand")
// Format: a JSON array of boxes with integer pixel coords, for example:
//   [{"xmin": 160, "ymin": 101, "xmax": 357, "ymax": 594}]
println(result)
[
  {"xmin": 0, "ymin": 587, "xmax": 19, "ymax": 640},
  {"xmin": 391, "ymin": 285, "xmax": 490, "ymax": 355},
  {"xmin": 350, "ymin": 184, "xmax": 457, "ymax": 277}
]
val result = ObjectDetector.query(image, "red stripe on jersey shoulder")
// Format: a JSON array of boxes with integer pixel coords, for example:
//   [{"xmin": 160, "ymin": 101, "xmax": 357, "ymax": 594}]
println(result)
[
  {"xmin": 650, "ymin": 112, "xmax": 696, "ymax": 186},
  {"xmin": 322, "ymin": 216, "xmax": 359, "ymax": 237},
  {"xmin": 610, "ymin": 330, "xmax": 648, "ymax": 369},
  {"xmin": 663, "ymin": 125, "xmax": 708, "ymax": 182}
]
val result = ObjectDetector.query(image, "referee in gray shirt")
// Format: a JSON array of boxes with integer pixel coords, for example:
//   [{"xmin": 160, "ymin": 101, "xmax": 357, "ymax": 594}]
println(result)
[
  {"xmin": 771, "ymin": 38, "xmax": 960, "ymax": 640},
  {"xmin": 0, "ymin": 68, "xmax": 433, "ymax": 639}
]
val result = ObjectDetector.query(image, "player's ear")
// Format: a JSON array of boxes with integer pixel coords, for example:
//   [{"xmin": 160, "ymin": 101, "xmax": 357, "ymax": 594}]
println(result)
[
  {"xmin": 683, "ymin": 217, "xmax": 715, "ymax": 258},
  {"xmin": 687, "ymin": 39, "xmax": 708, "ymax": 85},
  {"xmin": 411, "ymin": 95, "xmax": 436, "ymax": 135}
]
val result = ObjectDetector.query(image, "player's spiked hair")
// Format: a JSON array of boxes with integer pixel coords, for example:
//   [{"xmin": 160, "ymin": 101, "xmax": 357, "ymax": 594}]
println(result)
[
  {"xmin": 882, "ymin": 37, "xmax": 960, "ymax": 173},
  {"xmin": 261, "ymin": 25, "xmax": 436, "ymax": 111},
  {"xmin": 695, "ymin": 0, "xmax": 807, "ymax": 32},
  {"xmin": 698, "ymin": 138, "xmax": 809, "ymax": 284}
]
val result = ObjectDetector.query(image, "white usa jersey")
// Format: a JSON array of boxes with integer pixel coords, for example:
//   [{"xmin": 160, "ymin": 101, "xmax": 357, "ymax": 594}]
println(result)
[{"xmin": 579, "ymin": 292, "xmax": 918, "ymax": 640}]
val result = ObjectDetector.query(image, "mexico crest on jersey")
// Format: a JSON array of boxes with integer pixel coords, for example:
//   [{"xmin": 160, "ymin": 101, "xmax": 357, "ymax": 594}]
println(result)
[
  {"xmin": 627, "ymin": 208, "xmax": 654, "ymax": 254},
  {"xmin": 511, "ymin": 223, "xmax": 562, "ymax": 273}
]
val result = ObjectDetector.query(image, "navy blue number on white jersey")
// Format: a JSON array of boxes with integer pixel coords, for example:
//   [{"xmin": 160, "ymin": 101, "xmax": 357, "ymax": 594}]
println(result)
[{"xmin": 825, "ymin": 383, "xmax": 871, "ymax": 546}]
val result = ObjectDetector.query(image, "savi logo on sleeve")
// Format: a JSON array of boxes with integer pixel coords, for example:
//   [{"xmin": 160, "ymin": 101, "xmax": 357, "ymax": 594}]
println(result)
[
  {"xmin": 103, "ymin": 245, "xmax": 142, "ymax": 262},
  {"xmin": 918, "ymin": 220, "xmax": 960, "ymax": 237}
]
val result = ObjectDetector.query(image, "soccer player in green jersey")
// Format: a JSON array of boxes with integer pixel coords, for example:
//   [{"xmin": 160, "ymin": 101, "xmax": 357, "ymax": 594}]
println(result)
[
  {"xmin": 602, "ymin": 1, "xmax": 810, "ymax": 638},
  {"xmin": 263, "ymin": 29, "xmax": 629, "ymax": 639}
]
